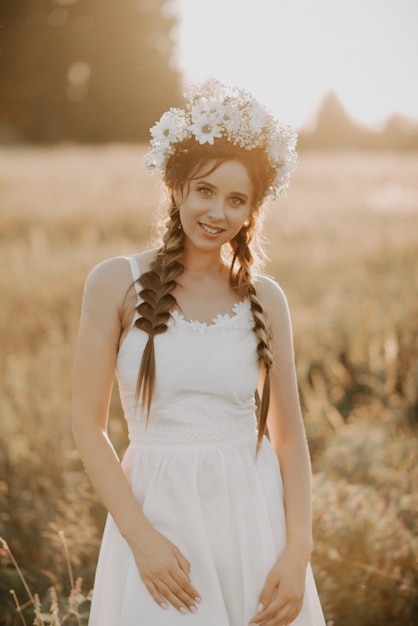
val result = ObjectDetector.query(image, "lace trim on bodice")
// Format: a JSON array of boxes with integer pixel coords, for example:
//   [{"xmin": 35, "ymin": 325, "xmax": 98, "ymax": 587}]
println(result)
[
  {"xmin": 125, "ymin": 258, "xmax": 254, "ymax": 334},
  {"xmin": 167, "ymin": 299, "xmax": 253, "ymax": 333}
]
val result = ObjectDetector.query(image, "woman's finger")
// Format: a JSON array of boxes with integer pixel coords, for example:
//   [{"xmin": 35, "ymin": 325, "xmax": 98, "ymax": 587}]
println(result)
[
  {"xmin": 143, "ymin": 579, "xmax": 169, "ymax": 610},
  {"xmin": 175, "ymin": 549, "xmax": 192, "ymax": 578},
  {"xmin": 257, "ymin": 570, "xmax": 278, "ymax": 615},
  {"xmin": 169, "ymin": 570, "xmax": 202, "ymax": 606},
  {"xmin": 155, "ymin": 578, "xmax": 199, "ymax": 614},
  {"xmin": 249, "ymin": 586, "xmax": 304, "ymax": 625},
  {"xmin": 255, "ymin": 597, "xmax": 303, "ymax": 626}
]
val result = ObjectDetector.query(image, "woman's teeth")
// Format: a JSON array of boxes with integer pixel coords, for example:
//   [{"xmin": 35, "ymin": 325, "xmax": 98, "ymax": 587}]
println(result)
[{"xmin": 200, "ymin": 223, "xmax": 223, "ymax": 234}]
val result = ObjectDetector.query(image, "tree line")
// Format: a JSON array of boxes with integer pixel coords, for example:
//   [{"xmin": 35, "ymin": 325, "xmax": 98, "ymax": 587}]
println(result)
[
  {"xmin": 1, "ymin": 3, "xmax": 416, "ymax": 149},
  {"xmin": 0, "ymin": 0, "xmax": 182, "ymax": 142}
]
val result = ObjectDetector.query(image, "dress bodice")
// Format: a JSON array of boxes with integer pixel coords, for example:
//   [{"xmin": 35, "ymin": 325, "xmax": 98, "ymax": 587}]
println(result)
[{"xmin": 116, "ymin": 258, "xmax": 260, "ymax": 446}]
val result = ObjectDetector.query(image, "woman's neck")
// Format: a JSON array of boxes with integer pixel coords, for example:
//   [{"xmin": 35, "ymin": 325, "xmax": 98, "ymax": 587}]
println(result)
[{"xmin": 180, "ymin": 248, "xmax": 225, "ymax": 278}]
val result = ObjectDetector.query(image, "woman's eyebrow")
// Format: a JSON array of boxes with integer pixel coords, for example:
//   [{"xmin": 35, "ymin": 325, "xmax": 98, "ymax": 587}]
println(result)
[
  {"xmin": 194, "ymin": 179, "xmax": 216, "ymax": 189},
  {"xmin": 230, "ymin": 191, "xmax": 249, "ymax": 199}
]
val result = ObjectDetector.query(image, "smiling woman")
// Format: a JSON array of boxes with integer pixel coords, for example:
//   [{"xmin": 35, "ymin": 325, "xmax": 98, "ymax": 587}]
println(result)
[{"xmin": 72, "ymin": 80, "xmax": 326, "ymax": 626}]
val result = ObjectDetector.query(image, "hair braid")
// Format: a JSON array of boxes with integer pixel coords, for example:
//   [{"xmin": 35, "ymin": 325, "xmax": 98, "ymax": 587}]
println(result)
[
  {"xmin": 230, "ymin": 223, "xmax": 274, "ymax": 450},
  {"xmin": 135, "ymin": 207, "xmax": 184, "ymax": 415}
]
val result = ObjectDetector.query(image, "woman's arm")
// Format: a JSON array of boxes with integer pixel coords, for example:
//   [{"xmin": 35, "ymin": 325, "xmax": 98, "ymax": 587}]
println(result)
[
  {"xmin": 250, "ymin": 276, "xmax": 312, "ymax": 626},
  {"xmin": 72, "ymin": 257, "xmax": 201, "ymax": 614}
]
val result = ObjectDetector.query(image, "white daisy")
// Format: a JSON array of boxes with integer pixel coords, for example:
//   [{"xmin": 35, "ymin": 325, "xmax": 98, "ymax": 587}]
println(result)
[
  {"xmin": 190, "ymin": 115, "xmax": 223, "ymax": 145},
  {"xmin": 150, "ymin": 111, "xmax": 179, "ymax": 144},
  {"xmin": 220, "ymin": 103, "xmax": 241, "ymax": 134},
  {"xmin": 191, "ymin": 98, "xmax": 213, "ymax": 121}
]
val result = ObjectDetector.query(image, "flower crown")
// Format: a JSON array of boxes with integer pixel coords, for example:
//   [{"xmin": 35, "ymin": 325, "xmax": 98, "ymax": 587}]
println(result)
[{"xmin": 144, "ymin": 80, "xmax": 298, "ymax": 199}]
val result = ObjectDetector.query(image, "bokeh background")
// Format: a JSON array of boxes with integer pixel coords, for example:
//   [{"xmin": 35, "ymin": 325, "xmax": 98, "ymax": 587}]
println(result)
[{"xmin": 0, "ymin": 1, "xmax": 417, "ymax": 624}]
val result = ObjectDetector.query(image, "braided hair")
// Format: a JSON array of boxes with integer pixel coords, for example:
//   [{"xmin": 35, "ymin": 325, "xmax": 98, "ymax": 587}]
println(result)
[{"xmin": 136, "ymin": 138, "xmax": 276, "ymax": 448}]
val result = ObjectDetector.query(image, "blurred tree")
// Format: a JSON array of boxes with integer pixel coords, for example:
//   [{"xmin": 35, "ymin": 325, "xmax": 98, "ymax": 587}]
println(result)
[
  {"xmin": 0, "ymin": 0, "xmax": 182, "ymax": 142},
  {"xmin": 298, "ymin": 90, "xmax": 418, "ymax": 150}
]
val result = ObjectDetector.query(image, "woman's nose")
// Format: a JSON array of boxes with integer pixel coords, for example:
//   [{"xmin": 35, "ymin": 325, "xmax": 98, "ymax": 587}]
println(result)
[{"xmin": 207, "ymin": 198, "xmax": 225, "ymax": 220}]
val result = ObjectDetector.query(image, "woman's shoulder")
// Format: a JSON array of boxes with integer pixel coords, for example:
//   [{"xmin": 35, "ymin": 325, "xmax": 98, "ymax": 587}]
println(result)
[
  {"xmin": 86, "ymin": 249, "xmax": 157, "ymax": 285},
  {"xmin": 83, "ymin": 250, "xmax": 158, "ymax": 306},
  {"xmin": 130, "ymin": 248, "xmax": 159, "ymax": 274},
  {"xmin": 254, "ymin": 273, "xmax": 289, "ymax": 312},
  {"xmin": 254, "ymin": 273, "xmax": 293, "ymax": 344}
]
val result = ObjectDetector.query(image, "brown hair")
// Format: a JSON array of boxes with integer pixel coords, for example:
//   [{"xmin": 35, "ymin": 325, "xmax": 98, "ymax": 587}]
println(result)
[{"xmin": 135, "ymin": 137, "xmax": 276, "ymax": 449}]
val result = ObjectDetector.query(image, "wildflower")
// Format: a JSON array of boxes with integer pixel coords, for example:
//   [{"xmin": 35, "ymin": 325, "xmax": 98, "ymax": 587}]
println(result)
[
  {"xmin": 150, "ymin": 111, "xmax": 179, "ymax": 144},
  {"xmin": 190, "ymin": 115, "xmax": 223, "ymax": 145}
]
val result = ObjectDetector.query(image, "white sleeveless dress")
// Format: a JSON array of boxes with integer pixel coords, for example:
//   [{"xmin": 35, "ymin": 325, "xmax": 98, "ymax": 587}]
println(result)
[{"xmin": 88, "ymin": 257, "xmax": 325, "ymax": 626}]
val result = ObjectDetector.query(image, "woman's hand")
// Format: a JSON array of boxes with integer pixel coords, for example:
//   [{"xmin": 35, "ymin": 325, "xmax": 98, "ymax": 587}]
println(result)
[
  {"xmin": 249, "ymin": 549, "xmax": 307, "ymax": 626},
  {"xmin": 129, "ymin": 527, "xmax": 202, "ymax": 614}
]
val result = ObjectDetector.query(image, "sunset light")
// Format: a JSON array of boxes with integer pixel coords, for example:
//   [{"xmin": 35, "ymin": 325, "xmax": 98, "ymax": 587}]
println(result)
[
  {"xmin": 177, "ymin": 0, "xmax": 418, "ymax": 128},
  {"xmin": 1, "ymin": 2, "xmax": 417, "ymax": 624}
]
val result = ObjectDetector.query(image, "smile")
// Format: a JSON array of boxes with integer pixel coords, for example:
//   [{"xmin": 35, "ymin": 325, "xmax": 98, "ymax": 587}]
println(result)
[{"xmin": 199, "ymin": 222, "xmax": 224, "ymax": 235}]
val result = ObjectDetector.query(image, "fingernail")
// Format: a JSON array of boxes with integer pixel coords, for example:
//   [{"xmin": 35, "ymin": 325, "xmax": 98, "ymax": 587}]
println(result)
[
  {"xmin": 180, "ymin": 607, "xmax": 188, "ymax": 615},
  {"xmin": 160, "ymin": 602, "xmax": 168, "ymax": 610},
  {"xmin": 195, "ymin": 596, "xmax": 202, "ymax": 604},
  {"xmin": 257, "ymin": 603, "xmax": 264, "ymax": 613},
  {"xmin": 189, "ymin": 605, "xmax": 197, "ymax": 613}
]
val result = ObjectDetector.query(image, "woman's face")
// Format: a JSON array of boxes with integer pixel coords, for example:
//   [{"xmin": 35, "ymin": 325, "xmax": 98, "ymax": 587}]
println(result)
[{"xmin": 175, "ymin": 159, "xmax": 253, "ymax": 255}]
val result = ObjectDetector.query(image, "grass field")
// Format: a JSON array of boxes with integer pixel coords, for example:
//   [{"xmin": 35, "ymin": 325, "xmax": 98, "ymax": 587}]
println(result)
[{"xmin": 1, "ymin": 146, "xmax": 417, "ymax": 625}]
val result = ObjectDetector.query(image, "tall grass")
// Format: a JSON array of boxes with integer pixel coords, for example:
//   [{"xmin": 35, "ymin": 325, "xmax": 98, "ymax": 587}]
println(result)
[{"xmin": 1, "ymin": 146, "xmax": 417, "ymax": 624}]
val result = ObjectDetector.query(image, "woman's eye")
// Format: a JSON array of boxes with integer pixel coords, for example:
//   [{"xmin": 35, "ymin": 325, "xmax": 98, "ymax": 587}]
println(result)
[
  {"xmin": 197, "ymin": 186, "xmax": 212, "ymax": 197},
  {"xmin": 229, "ymin": 196, "xmax": 244, "ymax": 207}
]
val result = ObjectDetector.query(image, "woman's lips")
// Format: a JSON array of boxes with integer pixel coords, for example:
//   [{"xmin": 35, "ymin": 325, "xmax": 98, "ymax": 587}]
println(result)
[{"xmin": 199, "ymin": 222, "xmax": 224, "ymax": 235}]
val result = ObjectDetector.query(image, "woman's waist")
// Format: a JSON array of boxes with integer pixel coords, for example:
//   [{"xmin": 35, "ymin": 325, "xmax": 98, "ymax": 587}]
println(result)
[{"xmin": 127, "ymin": 413, "xmax": 257, "ymax": 449}]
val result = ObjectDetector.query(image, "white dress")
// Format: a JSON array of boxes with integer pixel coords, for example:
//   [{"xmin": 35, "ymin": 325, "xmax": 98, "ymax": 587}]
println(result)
[{"xmin": 88, "ymin": 257, "xmax": 325, "ymax": 626}]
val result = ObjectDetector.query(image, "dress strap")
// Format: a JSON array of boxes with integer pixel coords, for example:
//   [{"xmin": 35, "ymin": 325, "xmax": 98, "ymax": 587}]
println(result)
[{"xmin": 126, "ymin": 256, "xmax": 141, "ymax": 298}]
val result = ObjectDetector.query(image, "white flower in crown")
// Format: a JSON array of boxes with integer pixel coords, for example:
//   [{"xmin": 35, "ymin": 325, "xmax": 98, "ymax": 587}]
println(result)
[
  {"xmin": 191, "ymin": 98, "xmax": 216, "ymax": 120},
  {"xmin": 150, "ymin": 144, "xmax": 169, "ymax": 170},
  {"xmin": 246, "ymin": 101, "xmax": 269, "ymax": 134},
  {"xmin": 190, "ymin": 98, "xmax": 229, "ymax": 144},
  {"xmin": 190, "ymin": 113, "xmax": 223, "ymax": 145},
  {"xmin": 150, "ymin": 111, "xmax": 178, "ymax": 143},
  {"xmin": 219, "ymin": 102, "xmax": 241, "ymax": 135},
  {"xmin": 279, "ymin": 160, "xmax": 298, "ymax": 177}
]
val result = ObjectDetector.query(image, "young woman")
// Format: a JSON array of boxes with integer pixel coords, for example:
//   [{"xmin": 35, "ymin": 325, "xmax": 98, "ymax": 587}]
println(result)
[{"xmin": 72, "ymin": 81, "xmax": 325, "ymax": 626}]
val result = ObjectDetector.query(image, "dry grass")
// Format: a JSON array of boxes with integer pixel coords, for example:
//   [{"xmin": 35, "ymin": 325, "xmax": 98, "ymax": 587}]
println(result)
[{"xmin": 1, "ymin": 146, "xmax": 417, "ymax": 625}]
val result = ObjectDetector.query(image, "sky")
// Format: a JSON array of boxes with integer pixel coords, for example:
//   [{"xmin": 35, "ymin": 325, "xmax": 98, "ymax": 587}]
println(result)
[{"xmin": 175, "ymin": 0, "xmax": 418, "ymax": 130}]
